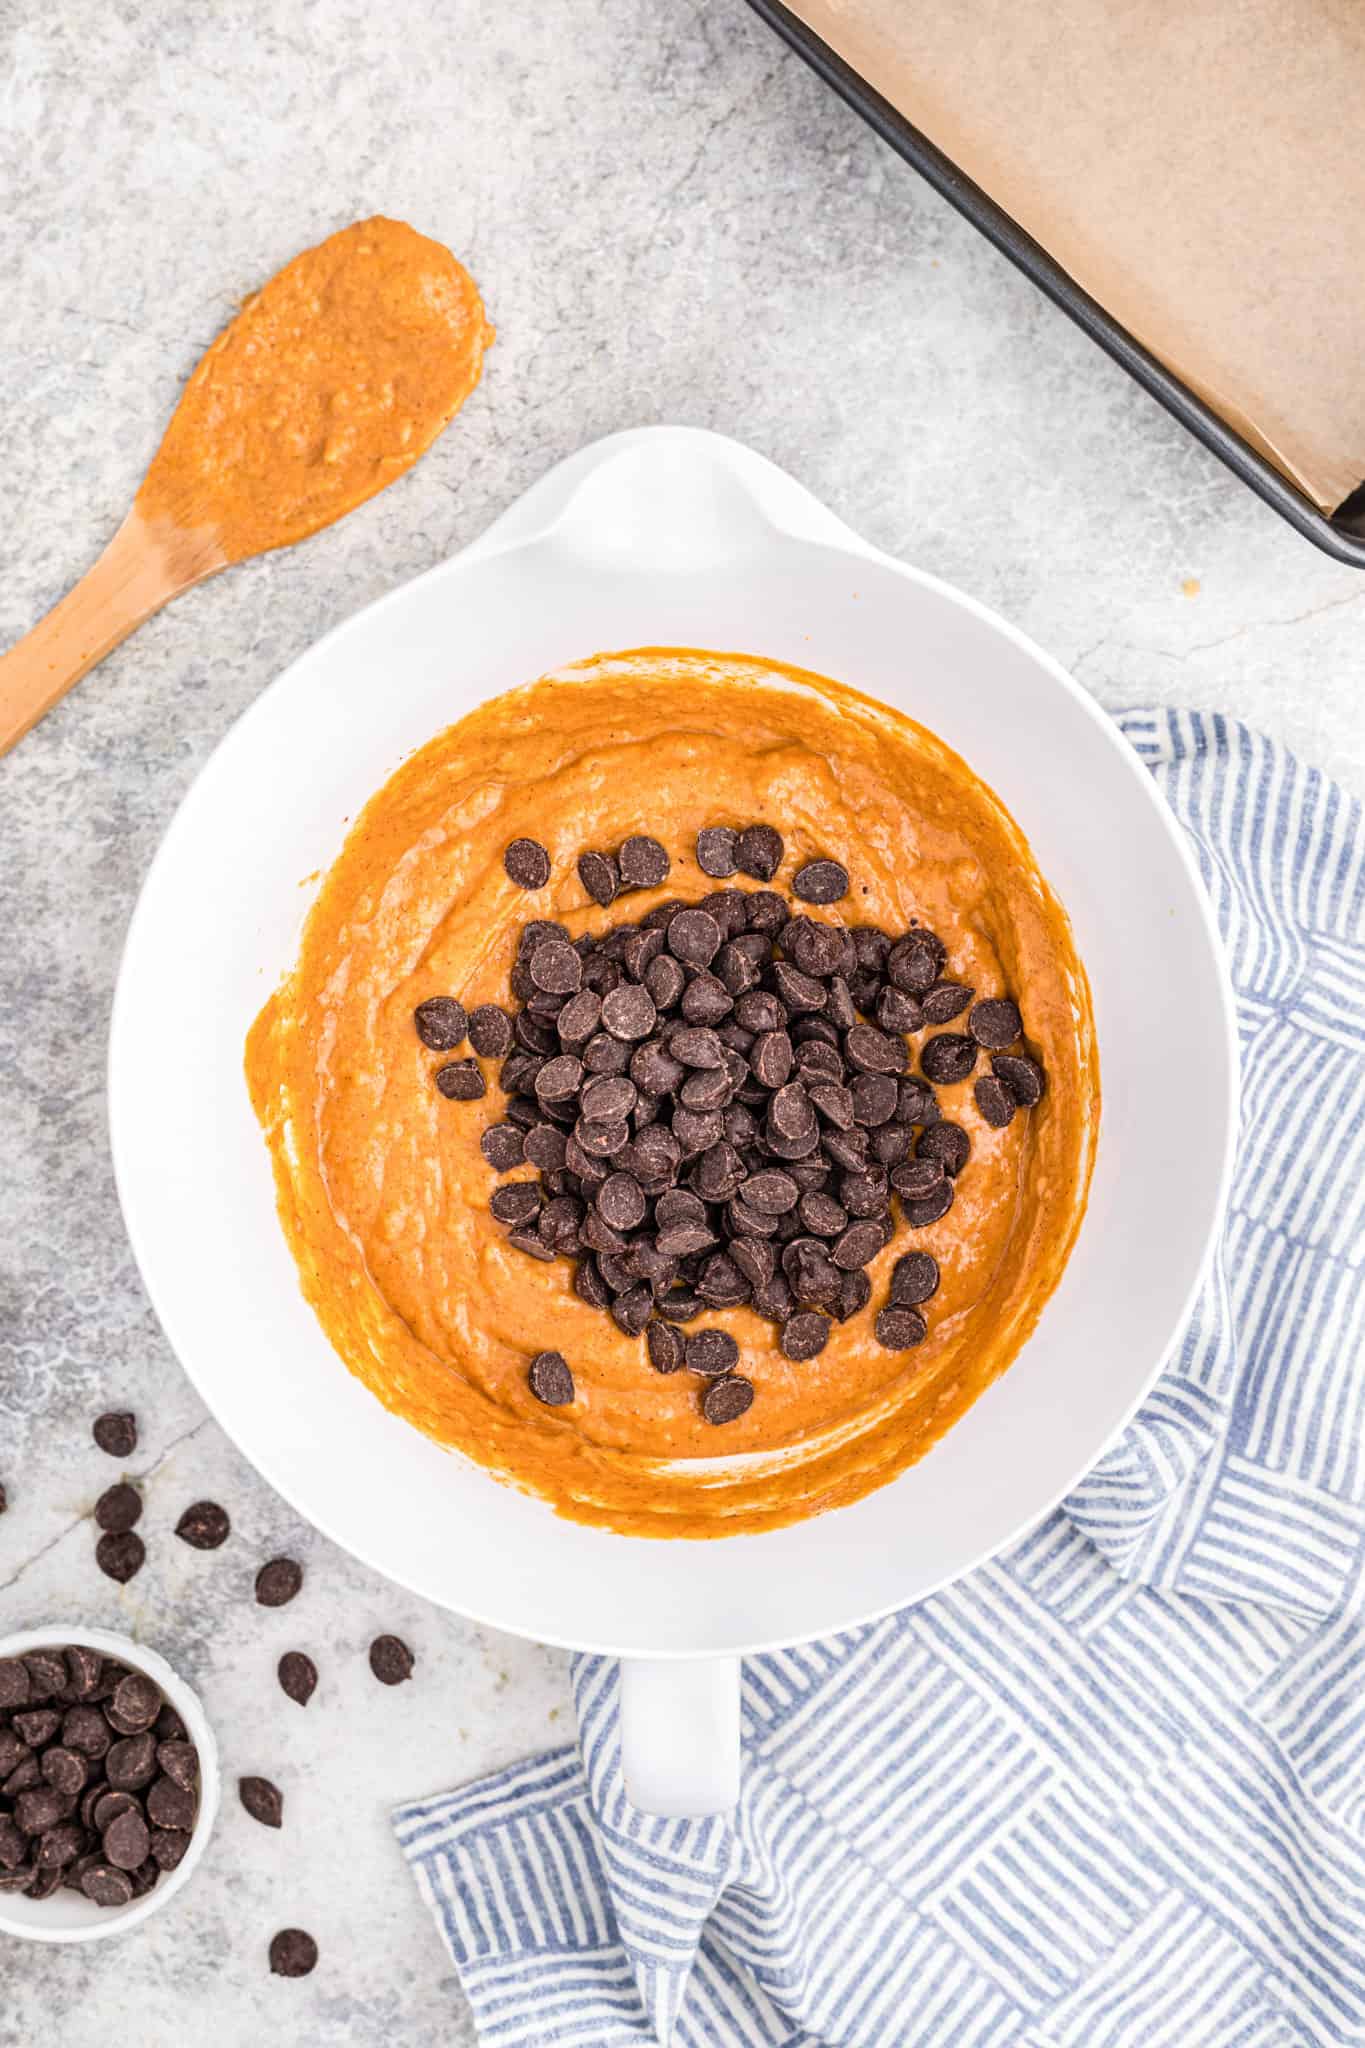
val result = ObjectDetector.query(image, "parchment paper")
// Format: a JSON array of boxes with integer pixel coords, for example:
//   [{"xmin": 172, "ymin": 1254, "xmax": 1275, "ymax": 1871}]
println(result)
[{"xmin": 785, "ymin": 0, "xmax": 1365, "ymax": 513}]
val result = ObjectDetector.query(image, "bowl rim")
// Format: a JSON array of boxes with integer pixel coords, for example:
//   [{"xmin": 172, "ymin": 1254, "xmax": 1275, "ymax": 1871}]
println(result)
[
  {"xmin": 0, "ymin": 1624, "xmax": 220, "ymax": 1944},
  {"xmin": 106, "ymin": 426, "xmax": 1239, "ymax": 1659}
]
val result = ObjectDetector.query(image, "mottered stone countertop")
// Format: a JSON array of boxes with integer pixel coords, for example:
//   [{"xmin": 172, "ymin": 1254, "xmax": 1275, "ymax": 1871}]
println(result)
[{"xmin": 2, "ymin": 1, "xmax": 1361, "ymax": 2041}]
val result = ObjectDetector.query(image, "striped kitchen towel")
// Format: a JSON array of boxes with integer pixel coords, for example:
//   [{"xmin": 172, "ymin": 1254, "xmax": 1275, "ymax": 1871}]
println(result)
[{"xmin": 395, "ymin": 711, "xmax": 1365, "ymax": 2048}]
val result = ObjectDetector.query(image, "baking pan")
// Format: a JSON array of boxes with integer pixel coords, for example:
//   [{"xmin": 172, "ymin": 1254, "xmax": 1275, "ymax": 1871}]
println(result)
[{"xmin": 748, "ymin": 0, "xmax": 1365, "ymax": 567}]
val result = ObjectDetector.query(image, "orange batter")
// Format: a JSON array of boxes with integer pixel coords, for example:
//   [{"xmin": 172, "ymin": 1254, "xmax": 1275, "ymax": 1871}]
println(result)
[
  {"xmin": 136, "ymin": 216, "xmax": 493, "ymax": 561},
  {"xmin": 246, "ymin": 650, "xmax": 1098, "ymax": 1537}
]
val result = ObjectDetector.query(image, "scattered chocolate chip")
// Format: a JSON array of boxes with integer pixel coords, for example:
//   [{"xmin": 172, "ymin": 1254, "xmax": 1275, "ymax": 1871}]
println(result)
[
  {"xmin": 646, "ymin": 1321, "xmax": 684, "ymax": 1374},
  {"xmin": 618, "ymin": 835, "xmax": 670, "ymax": 890},
  {"xmin": 684, "ymin": 1329, "xmax": 740, "ymax": 1378},
  {"xmin": 887, "ymin": 931, "xmax": 946, "ymax": 995},
  {"xmin": 96, "ymin": 1531, "xmax": 146, "ymax": 1583},
  {"xmin": 490, "ymin": 1182, "xmax": 542, "ymax": 1227},
  {"xmin": 578, "ymin": 849, "xmax": 621, "ymax": 907},
  {"xmin": 969, "ymin": 998, "xmax": 1023, "ymax": 1050},
  {"xmin": 529, "ymin": 941, "xmax": 583, "ymax": 996},
  {"xmin": 918, "ymin": 1121, "xmax": 970, "ymax": 1176},
  {"xmin": 903, "ymin": 1181, "xmax": 955, "ymax": 1228},
  {"xmin": 781, "ymin": 1311, "xmax": 831, "ymax": 1361},
  {"xmin": 736, "ymin": 824, "xmax": 784, "ymax": 882},
  {"xmin": 435, "ymin": 1058, "xmax": 486, "ymax": 1100},
  {"xmin": 792, "ymin": 859, "xmax": 848, "ymax": 904},
  {"xmin": 92, "ymin": 1411, "xmax": 137, "ymax": 1458},
  {"xmin": 521, "ymin": 1345, "xmax": 574, "ymax": 1408},
  {"xmin": 253, "ymin": 1557, "xmax": 304, "ymax": 1611},
  {"xmin": 368, "ymin": 1634, "xmax": 415, "ymax": 1687},
  {"xmin": 175, "ymin": 1500, "xmax": 230, "ymax": 1551},
  {"xmin": 920, "ymin": 1034, "xmax": 978, "ymax": 1086},
  {"xmin": 832, "ymin": 1220, "xmax": 884, "ymax": 1270},
  {"xmin": 875, "ymin": 1305, "xmax": 928, "ymax": 1351},
  {"xmin": 277, "ymin": 1652, "xmax": 317, "ymax": 1707},
  {"xmin": 702, "ymin": 1375, "xmax": 754, "ymax": 1424},
  {"xmin": 668, "ymin": 907, "xmax": 723, "ymax": 967},
  {"xmin": 889, "ymin": 1156, "xmax": 944, "ymax": 1201},
  {"xmin": 270, "ymin": 1927, "xmax": 319, "ymax": 1977},
  {"xmin": 93, "ymin": 1482, "xmax": 142, "ymax": 1535},
  {"xmin": 504, "ymin": 838, "xmax": 551, "ymax": 890},
  {"xmin": 696, "ymin": 826, "xmax": 739, "ymax": 878},
  {"xmin": 921, "ymin": 982, "xmax": 974, "ymax": 1025},
  {"xmin": 992, "ymin": 1053, "xmax": 1045, "ymax": 1107},
  {"xmin": 468, "ymin": 1004, "xmax": 514, "ymax": 1058},
  {"xmin": 82, "ymin": 1863, "xmax": 134, "ymax": 1908},
  {"xmin": 239, "ymin": 1775, "xmax": 283, "ymax": 1829},
  {"xmin": 974, "ymin": 1075, "xmax": 1016, "ymax": 1128},
  {"xmin": 413, "ymin": 997, "xmax": 467, "ymax": 1051}
]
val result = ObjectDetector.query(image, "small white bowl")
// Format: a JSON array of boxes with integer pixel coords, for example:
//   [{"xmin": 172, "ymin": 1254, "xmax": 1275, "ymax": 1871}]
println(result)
[{"xmin": 0, "ymin": 1625, "xmax": 220, "ymax": 1944}]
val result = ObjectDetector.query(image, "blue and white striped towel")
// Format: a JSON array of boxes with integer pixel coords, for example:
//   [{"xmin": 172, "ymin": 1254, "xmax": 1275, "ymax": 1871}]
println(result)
[{"xmin": 396, "ymin": 711, "xmax": 1365, "ymax": 2048}]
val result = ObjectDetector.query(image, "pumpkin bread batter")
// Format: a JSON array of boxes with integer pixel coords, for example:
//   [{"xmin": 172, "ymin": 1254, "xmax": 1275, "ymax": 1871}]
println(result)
[{"xmin": 247, "ymin": 649, "xmax": 1097, "ymax": 1537}]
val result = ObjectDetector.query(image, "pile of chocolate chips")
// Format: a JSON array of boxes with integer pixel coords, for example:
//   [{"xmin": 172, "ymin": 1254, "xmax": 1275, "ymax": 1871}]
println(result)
[
  {"xmin": 421, "ymin": 827, "xmax": 1044, "ymax": 1424},
  {"xmin": 0, "ymin": 1646, "xmax": 198, "ymax": 1907}
]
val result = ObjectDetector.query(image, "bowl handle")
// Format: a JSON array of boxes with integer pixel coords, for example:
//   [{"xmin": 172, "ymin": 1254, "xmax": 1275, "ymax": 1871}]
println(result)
[{"xmin": 620, "ymin": 1655, "xmax": 740, "ymax": 1816}]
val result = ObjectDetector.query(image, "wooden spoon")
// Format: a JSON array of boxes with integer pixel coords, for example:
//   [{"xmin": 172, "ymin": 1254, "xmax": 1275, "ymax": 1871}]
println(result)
[{"xmin": 0, "ymin": 217, "xmax": 493, "ymax": 759}]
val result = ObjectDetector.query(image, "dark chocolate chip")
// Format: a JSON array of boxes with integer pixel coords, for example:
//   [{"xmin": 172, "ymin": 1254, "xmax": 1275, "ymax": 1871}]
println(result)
[
  {"xmin": 578, "ymin": 850, "xmax": 620, "ymax": 907},
  {"xmin": 528, "ymin": 1351, "xmax": 574, "ymax": 1405},
  {"xmin": 890, "ymin": 1156, "xmax": 945, "ymax": 1201},
  {"xmin": 969, "ymin": 999, "xmax": 1023, "ymax": 1050},
  {"xmin": 744, "ymin": 1169, "xmax": 800, "ymax": 1215},
  {"xmin": 992, "ymin": 1053, "xmax": 1045, "ymax": 1107},
  {"xmin": 82, "ymin": 1863, "xmax": 134, "ymax": 1908},
  {"xmin": 239, "ymin": 1775, "xmax": 283, "ymax": 1828},
  {"xmin": 278, "ymin": 1652, "xmax": 318, "ymax": 1708},
  {"xmin": 645, "ymin": 1321, "xmax": 684, "ymax": 1374},
  {"xmin": 780, "ymin": 1311, "xmax": 831, "ymax": 1361},
  {"xmin": 618, "ymin": 835, "xmax": 670, "ymax": 890},
  {"xmin": 556, "ymin": 989, "xmax": 603, "ymax": 1047},
  {"xmin": 157, "ymin": 1741, "xmax": 199, "ymax": 1791},
  {"xmin": 529, "ymin": 941, "xmax": 582, "ymax": 996},
  {"xmin": 832, "ymin": 1220, "xmax": 884, "ymax": 1270},
  {"xmin": 684, "ymin": 1329, "xmax": 740, "ymax": 1378},
  {"xmin": 96, "ymin": 1531, "xmax": 146, "ymax": 1583},
  {"xmin": 792, "ymin": 859, "xmax": 848, "ymax": 904},
  {"xmin": 255, "ymin": 1557, "xmax": 303, "ymax": 1609},
  {"xmin": 891, "ymin": 1252, "xmax": 940, "ymax": 1305},
  {"xmin": 875, "ymin": 1306, "xmax": 928, "ymax": 1351},
  {"xmin": 66, "ymin": 1645, "xmax": 103, "ymax": 1698},
  {"xmin": 845, "ymin": 1024, "xmax": 906, "ymax": 1075},
  {"xmin": 696, "ymin": 827, "xmax": 739, "ymax": 878},
  {"xmin": 904, "ymin": 1180, "xmax": 955, "ymax": 1228},
  {"xmin": 667, "ymin": 908, "xmax": 722, "ymax": 967},
  {"xmin": 109, "ymin": 1672, "xmax": 160, "ymax": 1733},
  {"xmin": 887, "ymin": 931, "xmax": 946, "ymax": 995},
  {"xmin": 918, "ymin": 1121, "xmax": 970, "ymax": 1176},
  {"xmin": 920, "ymin": 1034, "xmax": 978, "ymax": 1086},
  {"xmin": 504, "ymin": 838, "xmax": 551, "ymax": 890},
  {"xmin": 269, "ymin": 1928, "xmax": 319, "ymax": 1977},
  {"xmin": 736, "ymin": 824, "xmax": 784, "ymax": 882},
  {"xmin": 533, "ymin": 1054, "xmax": 583, "ymax": 1102},
  {"xmin": 435, "ymin": 1059, "xmax": 486, "ymax": 1100},
  {"xmin": 469, "ymin": 1004, "xmax": 514, "ymax": 1058},
  {"xmin": 833, "ymin": 1269, "xmax": 872, "ymax": 1322},
  {"xmin": 105, "ymin": 1732, "xmax": 157, "ymax": 1791},
  {"xmin": 877, "ymin": 986, "xmax": 924, "ymax": 1034},
  {"xmin": 173, "ymin": 1499, "xmax": 230, "ymax": 1552},
  {"xmin": 63, "ymin": 1706, "xmax": 112, "ymax": 1759},
  {"xmin": 41, "ymin": 1743, "xmax": 88, "ymax": 1794},
  {"xmin": 413, "ymin": 997, "xmax": 467, "ymax": 1051},
  {"xmin": 92, "ymin": 1411, "xmax": 137, "ymax": 1458},
  {"xmin": 921, "ymin": 982, "xmax": 974, "ymax": 1025},
  {"xmin": 103, "ymin": 1806, "xmax": 151, "ymax": 1870},
  {"xmin": 12, "ymin": 1709, "xmax": 59, "ymax": 1748},
  {"xmin": 93, "ymin": 1483, "xmax": 142, "ymax": 1535},
  {"xmin": 598, "ymin": 1173, "xmax": 646, "ymax": 1231},
  {"xmin": 771, "ymin": 960, "xmax": 825, "ymax": 1013},
  {"xmin": 702, "ymin": 1375, "xmax": 754, "ymax": 1425},
  {"xmin": 150, "ymin": 1828, "xmax": 188, "ymax": 1871},
  {"xmin": 601, "ymin": 984, "xmax": 657, "ymax": 1041},
  {"xmin": 624, "ymin": 928, "xmax": 665, "ymax": 981},
  {"xmin": 481, "ymin": 1123, "xmax": 526, "ymax": 1174},
  {"xmin": 851, "ymin": 1073, "xmax": 899, "ymax": 1126},
  {"xmin": 367, "ymin": 1634, "xmax": 415, "ymax": 1687},
  {"xmin": 974, "ymin": 1075, "xmax": 1017, "ymax": 1128},
  {"xmin": 679, "ymin": 972, "xmax": 732, "ymax": 1026},
  {"xmin": 509, "ymin": 1228, "xmax": 556, "ymax": 1261}
]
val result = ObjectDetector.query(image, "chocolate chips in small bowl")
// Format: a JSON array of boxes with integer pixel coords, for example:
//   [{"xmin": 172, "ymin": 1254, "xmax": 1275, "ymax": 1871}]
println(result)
[{"xmin": 0, "ymin": 1628, "xmax": 219, "ymax": 1942}]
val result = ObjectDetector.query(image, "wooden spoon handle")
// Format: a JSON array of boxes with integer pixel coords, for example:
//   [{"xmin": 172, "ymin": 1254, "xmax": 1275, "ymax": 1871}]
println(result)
[{"xmin": 0, "ymin": 511, "xmax": 221, "ymax": 759}]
